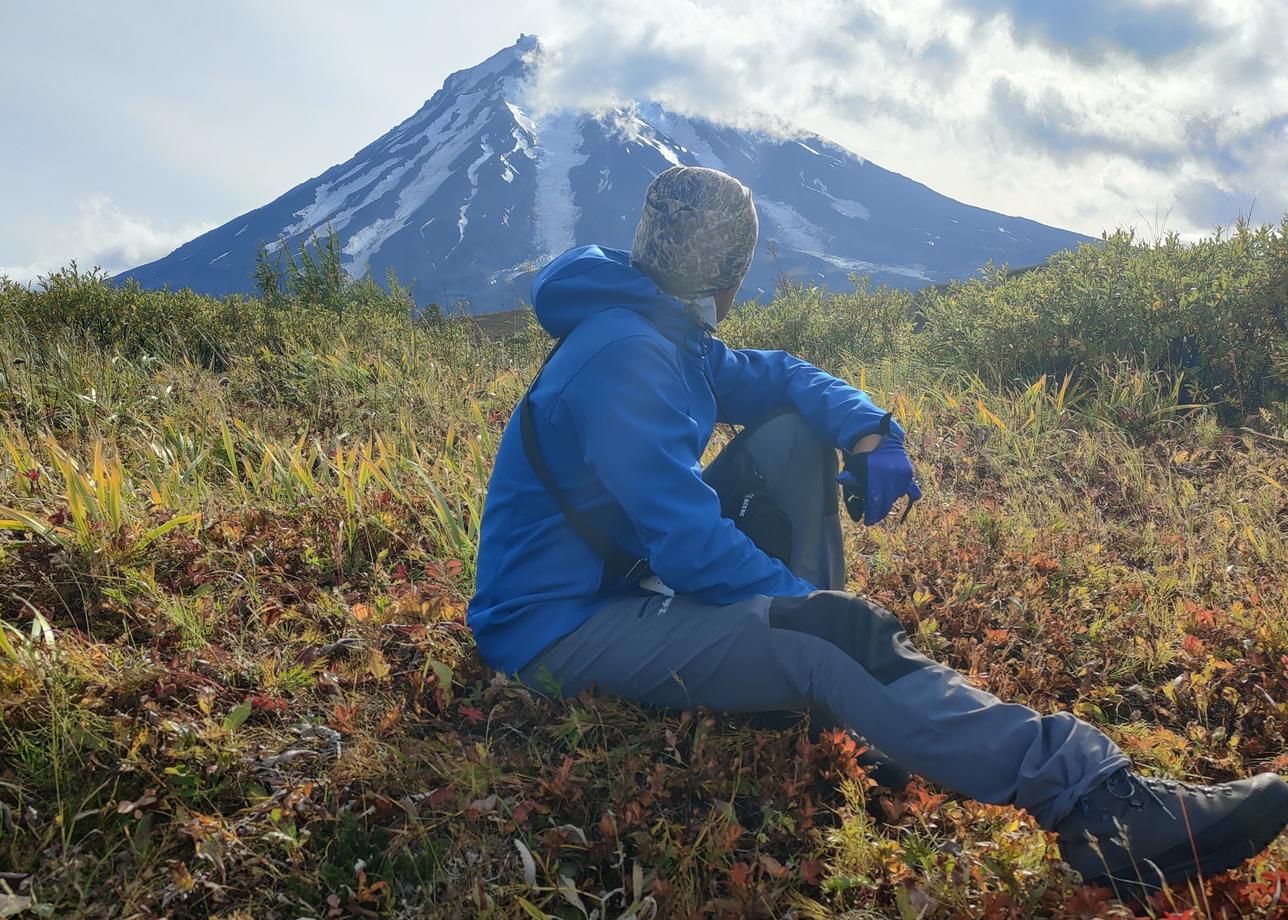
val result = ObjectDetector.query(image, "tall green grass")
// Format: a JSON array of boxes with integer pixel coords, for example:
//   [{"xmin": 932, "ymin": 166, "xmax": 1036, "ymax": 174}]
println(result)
[{"xmin": 1, "ymin": 217, "xmax": 1286, "ymax": 918}]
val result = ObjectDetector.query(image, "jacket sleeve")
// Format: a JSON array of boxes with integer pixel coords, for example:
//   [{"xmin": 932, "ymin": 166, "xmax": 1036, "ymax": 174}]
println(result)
[
  {"xmin": 705, "ymin": 337, "xmax": 891, "ymax": 450},
  {"xmin": 558, "ymin": 335, "xmax": 817, "ymax": 602}
]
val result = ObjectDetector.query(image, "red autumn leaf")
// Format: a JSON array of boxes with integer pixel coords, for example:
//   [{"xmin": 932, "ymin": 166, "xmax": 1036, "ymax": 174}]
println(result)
[
  {"xmin": 425, "ymin": 786, "xmax": 454, "ymax": 807},
  {"xmin": 392, "ymin": 563, "xmax": 408, "ymax": 582},
  {"xmin": 331, "ymin": 703, "xmax": 360, "ymax": 733},
  {"xmin": 376, "ymin": 704, "xmax": 403, "ymax": 735},
  {"xmin": 909, "ymin": 785, "xmax": 949, "ymax": 814},
  {"xmin": 984, "ymin": 628, "xmax": 1010, "ymax": 645},
  {"xmin": 1062, "ymin": 884, "xmax": 1113, "ymax": 915},
  {"xmin": 250, "ymin": 692, "xmax": 288, "ymax": 713},
  {"xmin": 459, "ymin": 704, "xmax": 486, "ymax": 725},
  {"xmin": 727, "ymin": 862, "xmax": 752, "ymax": 890},
  {"xmin": 799, "ymin": 858, "xmax": 823, "ymax": 885},
  {"xmin": 1183, "ymin": 634, "xmax": 1205, "ymax": 657},
  {"xmin": 758, "ymin": 854, "xmax": 789, "ymax": 879}
]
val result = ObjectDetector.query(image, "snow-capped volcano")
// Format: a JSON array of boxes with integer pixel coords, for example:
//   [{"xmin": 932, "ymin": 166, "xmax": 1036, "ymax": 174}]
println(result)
[{"xmin": 119, "ymin": 35, "xmax": 1092, "ymax": 312}]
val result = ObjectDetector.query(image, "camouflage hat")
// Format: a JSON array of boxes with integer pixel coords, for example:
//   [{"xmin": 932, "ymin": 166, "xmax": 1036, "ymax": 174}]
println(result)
[{"xmin": 630, "ymin": 166, "xmax": 758, "ymax": 300}]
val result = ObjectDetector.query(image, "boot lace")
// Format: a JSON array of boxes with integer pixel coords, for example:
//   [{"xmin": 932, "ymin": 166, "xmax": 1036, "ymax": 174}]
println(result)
[{"xmin": 1094, "ymin": 768, "xmax": 1176, "ymax": 819}]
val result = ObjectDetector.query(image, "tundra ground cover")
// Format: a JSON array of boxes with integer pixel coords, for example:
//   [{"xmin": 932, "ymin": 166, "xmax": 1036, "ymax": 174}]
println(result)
[{"xmin": 1, "ymin": 228, "xmax": 1287, "ymax": 918}]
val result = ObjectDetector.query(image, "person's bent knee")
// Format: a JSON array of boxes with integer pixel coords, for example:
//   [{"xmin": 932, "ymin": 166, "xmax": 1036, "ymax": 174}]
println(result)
[
  {"xmin": 767, "ymin": 592, "xmax": 927, "ymax": 684},
  {"xmin": 746, "ymin": 412, "xmax": 837, "ymax": 470},
  {"xmin": 749, "ymin": 410, "xmax": 817, "ymax": 445}
]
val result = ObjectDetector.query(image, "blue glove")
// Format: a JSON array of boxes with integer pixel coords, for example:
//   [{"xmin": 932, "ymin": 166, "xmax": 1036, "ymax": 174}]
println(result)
[{"xmin": 836, "ymin": 414, "xmax": 922, "ymax": 526}]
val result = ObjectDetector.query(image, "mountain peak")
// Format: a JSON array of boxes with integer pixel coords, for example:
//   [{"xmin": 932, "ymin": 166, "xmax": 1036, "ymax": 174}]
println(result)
[{"xmin": 117, "ymin": 41, "xmax": 1091, "ymax": 312}]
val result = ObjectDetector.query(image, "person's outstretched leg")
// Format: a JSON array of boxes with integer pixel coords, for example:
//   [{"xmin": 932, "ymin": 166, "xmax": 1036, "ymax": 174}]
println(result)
[
  {"xmin": 520, "ymin": 587, "xmax": 1288, "ymax": 896},
  {"xmin": 703, "ymin": 411, "xmax": 845, "ymax": 590},
  {"xmin": 520, "ymin": 589, "xmax": 1125, "ymax": 828}
]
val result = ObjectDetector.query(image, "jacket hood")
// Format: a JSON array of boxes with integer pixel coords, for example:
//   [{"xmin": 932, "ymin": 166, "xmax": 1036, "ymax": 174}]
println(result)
[{"xmin": 531, "ymin": 245, "xmax": 702, "ymax": 343}]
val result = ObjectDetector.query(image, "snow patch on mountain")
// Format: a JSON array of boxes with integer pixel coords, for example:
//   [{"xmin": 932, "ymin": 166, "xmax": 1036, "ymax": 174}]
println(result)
[
  {"xmin": 759, "ymin": 197, "xmax": 925, "ymax": 280},
  {"xmin": 828, "ymin": 197, "xmax": 871, "ymax": 220},
  {"xmin": 505, "ymin": 102, "xmax": 537, "ymax": 136},
  {"xmin": 390, "ymin": 92, "xmax": 476, "ymax": 155},
  {"xmin": 758, "ymin": 198, "xmax": 831, "ymax": 252},
  {"xmin": 534, "ymin": 110, "xmax": 589, "ymax": 261},
  {"xmin": 819, "ymin": 253, "xmax": 930, "ymax": 281},
  {"xmin": 659, "ymin": 114, "xmax": 727, "ymax": 171},
  {"xmin": 633, "ymin": 122, "xmax": 683, "ymax": 169},
  {"xmin": 343, "ymin": 219, "xmax": 394, "ymax": 261},
  {"xmin": 283, "ymin": 156, "xmax": 398, "ymax": 241},
  {"xmin": 458, "ymin": 140, "xmax": 494, "ymax": 243},
  {"xmin": 348, "ymin": 104, "xmax": 493, "ymax": 274},
  {"xmin": 802, "ymin": 175, "xmax": 870, "ymax": 221}
]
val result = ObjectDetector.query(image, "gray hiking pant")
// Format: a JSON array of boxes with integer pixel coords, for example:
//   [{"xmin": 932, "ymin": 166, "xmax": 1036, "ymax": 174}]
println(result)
[{"xmin": 519, "ymin": 412, "xmax": 1128, "ymax": 828}]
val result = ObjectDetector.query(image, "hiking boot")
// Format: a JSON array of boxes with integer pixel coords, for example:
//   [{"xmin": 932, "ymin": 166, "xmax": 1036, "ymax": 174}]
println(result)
[{"xmin": 1055, "ymin": 768, "xmax": 1288, "ymax": 901}]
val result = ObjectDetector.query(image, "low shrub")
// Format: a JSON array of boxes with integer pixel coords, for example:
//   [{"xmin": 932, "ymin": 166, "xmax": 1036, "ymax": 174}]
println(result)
[
  {"xmin": 914, "ymin": 218, "xmax": 1288, "ymax": 421},
  {"xmin": 721, "ymin": 276, "xmax": 916, "ymax": 369}
]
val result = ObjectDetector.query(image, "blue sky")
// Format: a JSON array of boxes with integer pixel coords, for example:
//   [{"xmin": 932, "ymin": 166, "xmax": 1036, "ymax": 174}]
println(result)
[{"xmin": 2, "ymin": 0, "xmax": 1284, "ymax": 281}]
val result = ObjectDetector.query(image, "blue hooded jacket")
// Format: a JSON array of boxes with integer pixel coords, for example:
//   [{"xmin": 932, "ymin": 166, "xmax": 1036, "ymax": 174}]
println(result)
[{"xmin": 467, "ymin": 245, "xmax": 893, "ymax": 674}]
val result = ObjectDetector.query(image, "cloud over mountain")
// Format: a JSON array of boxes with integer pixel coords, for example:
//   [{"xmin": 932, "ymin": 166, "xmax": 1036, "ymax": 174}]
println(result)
[{"xmin": 527, "ymin": 0, "xmax": 1288, "ymax": 236}]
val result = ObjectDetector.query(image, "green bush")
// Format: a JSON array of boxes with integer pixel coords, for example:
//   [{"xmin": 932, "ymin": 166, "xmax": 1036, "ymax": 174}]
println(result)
[
  {"xmin": 720, "ymin": 276, "xmax": 915, "ymax": 368},
  {"xmin": 5, "ymin": 217, "xmax": 1286, "ymax": 424},
  {"xmin": 0, "ymin": 233, "xmax": 421, "ymax": 367},
  {"xmin": 914, "ymin": 218, "xmax": 1288, "ymax": 420},
  {"xmin": 0, "ymin": 264, "xmax": 260, "ymax": 367}
]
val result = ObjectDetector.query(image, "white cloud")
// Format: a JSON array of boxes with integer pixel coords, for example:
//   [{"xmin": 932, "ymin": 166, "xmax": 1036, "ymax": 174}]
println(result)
[
  {"xmin": 524, "ymin": 0, "xmax": 1288, "ymax": 238},
  {"xmin": 1, "ymin": 196, "xmax": 214, "ymax": 285}
]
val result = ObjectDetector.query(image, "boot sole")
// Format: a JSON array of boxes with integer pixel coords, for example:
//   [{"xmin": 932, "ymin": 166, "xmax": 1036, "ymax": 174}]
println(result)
[{"xmin": 1083, "ymin": 773, "xmax": 1288, "ymax": 898}]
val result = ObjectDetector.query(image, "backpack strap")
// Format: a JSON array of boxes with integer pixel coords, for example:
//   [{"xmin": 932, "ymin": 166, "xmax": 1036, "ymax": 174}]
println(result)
[{"xmin": 519, "ymin": 340, "xmax": 648, "ymax": 588}]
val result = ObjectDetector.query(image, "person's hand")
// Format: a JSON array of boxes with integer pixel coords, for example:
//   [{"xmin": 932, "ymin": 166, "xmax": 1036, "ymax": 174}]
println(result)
[{"xmin": 837, "ymin": 414, "xmax": 921, "ymax": 526}]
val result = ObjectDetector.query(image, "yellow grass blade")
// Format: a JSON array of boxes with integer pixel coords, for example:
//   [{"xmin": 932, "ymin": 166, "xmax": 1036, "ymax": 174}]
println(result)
[{"xmin": 976, "ymin": 400, "xmax": 1009, "ymax": 432}]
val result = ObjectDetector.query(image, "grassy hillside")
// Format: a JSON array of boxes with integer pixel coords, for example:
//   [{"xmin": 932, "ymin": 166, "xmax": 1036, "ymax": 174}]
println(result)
[{"xmin": 1, "ymin": 223, "xmax": 1287, "ymax": 918}]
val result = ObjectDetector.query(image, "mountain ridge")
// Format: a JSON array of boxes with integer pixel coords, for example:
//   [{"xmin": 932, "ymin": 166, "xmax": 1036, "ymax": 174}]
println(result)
[{"xmin": 118, "ymin": 35, "xmax": 1094, "ymax": 312}]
